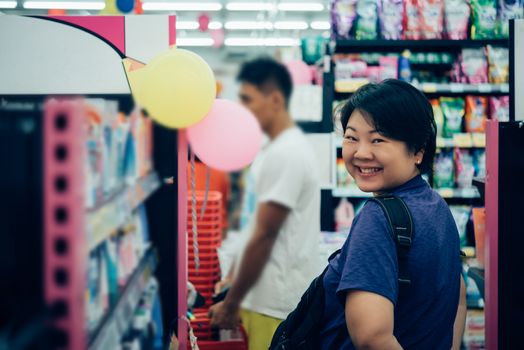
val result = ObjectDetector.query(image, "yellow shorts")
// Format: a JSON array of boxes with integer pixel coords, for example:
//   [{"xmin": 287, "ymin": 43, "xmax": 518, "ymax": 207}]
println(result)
[{"xmin": 240, "ymin": 309, "xmax": 283, "ymax": 350}]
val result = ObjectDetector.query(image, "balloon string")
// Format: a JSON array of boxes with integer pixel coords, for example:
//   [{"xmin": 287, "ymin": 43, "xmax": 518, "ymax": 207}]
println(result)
[
  {"xmin": 200, "ymin": 166, "xmax": 210, "ymax": 220},
  {"xmin": 190, "ymin": 149, "xmax": 199, "ymax": 271}
]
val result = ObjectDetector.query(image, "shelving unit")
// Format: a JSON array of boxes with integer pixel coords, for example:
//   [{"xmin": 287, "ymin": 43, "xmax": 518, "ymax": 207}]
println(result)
[
  {"xmin": 88, "ymin": 248, "xmax": 158, "ymax": 350},
  {"xmin": 335, "ymin": 39, "xmax": 508, "ymax": 53},
  {"xmin": 87, "ymin": 172, "xmax": 161, "ymax": 251}
]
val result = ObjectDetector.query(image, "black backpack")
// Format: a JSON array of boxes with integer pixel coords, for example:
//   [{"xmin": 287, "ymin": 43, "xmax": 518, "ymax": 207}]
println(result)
[{"xmin": 269, "ymin": 194, "xmax": 414, "ymax": 350}]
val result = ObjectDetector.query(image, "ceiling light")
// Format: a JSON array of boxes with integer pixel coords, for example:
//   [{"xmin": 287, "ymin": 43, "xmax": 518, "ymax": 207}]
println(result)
[
  {"xmin": 225, "ymin": 21, "xmax": 273, "ymax": 30},
  {"xmin": 209, "ymin": 21, "xmax": 223, "ymax": 29},
  {"xmin": 176, "ymin": 21, "xmax": 199, "ymax": 30},
  {"xmin": 23, "ymin": 1, "xmax": 104, "ymax": 9},
  {"xmin": 277, "ymin": 2, "xmax": 324, "ymax": 11},
  {"xmin": 274, "ymin": 21, "xmax": 308, "ymax": 30},
  {"xmin": 176, "ymin": 38, "xmax": 214, "ymax": 47},
  {"xmin": 143, "ymin": 2, "xmax": 223, "ymax": 11},
  {"xmin": 225, "ymin": 37, "xmax": 300, "ymax": 47},
  {"xmin": 226, "ymin": 2, "xmax": 275, "ymax": 11},
  {"xmin": 0, "ymin": 1, "xmax": 17, "ymax": 9},
  {"xmin": 310, "ymin": 21, "xmax": 330, "ymax": 30}
]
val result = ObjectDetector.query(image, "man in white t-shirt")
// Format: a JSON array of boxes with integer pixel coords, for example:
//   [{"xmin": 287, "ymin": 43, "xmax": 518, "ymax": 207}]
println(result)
[{"xmin": 209, "ymin": 57, "xmax": 321, "ymax": 350}]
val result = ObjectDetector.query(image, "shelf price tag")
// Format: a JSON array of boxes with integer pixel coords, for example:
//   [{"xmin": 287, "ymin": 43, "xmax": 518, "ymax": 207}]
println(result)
[
  {"xmin": 450, "ymin": 83, "xmax": 464, "ymax": 93},
  {"xmin": 472, "ymin": 133, "xmax": 486, "ymax": 147},
  {"xmin": 453, "ymin": 133, "xmax": 473, "ymax": 148},
  {"xmin": 422, "ymin": 83, "xmax": 437, "ymax": 93},
  {"xmin": 438, "ymin": 188, "xmax": 454, "ymax": 198},
  {"xmin": 478, "ymin": 84, "xmax": 492, "ymax": 93}
]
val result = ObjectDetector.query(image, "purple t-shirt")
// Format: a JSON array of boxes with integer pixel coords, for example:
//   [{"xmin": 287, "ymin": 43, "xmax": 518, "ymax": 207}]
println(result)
[{"xmin": 320, "ymin": 176, "xmax": 461, "ymax": 349}]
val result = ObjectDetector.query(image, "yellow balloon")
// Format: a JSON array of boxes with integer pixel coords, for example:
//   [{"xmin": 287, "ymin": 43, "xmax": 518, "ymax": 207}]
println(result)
[{"xmin": 140, "ymin": 48, "xmax": 216, "ymax": 129}]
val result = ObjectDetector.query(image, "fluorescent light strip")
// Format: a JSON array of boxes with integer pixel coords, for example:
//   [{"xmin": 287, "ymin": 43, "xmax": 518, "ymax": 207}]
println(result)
[
  {"xmin": 225, "ymin": 21, "xmax": 273, "ymax": 30},
  {"xmin": 143, "ymin": 2, "xmax": 222, "ymax": 11},
  {"xmin": 209, "ymin": 21, "xmax": 223, "ymax": 30},
  {"xmin": 225, "ymin": 37, "xmax": 300, "ymax": 47},
  {"xmin": 277, "ymin": 2, "xmax": 324, "ymax": 11},
  {"xmin": 176, "ymin": 38, "xmax": 214, "ymax": 47},
  {"xmin": 226, "ymin": 2, "xmax": 275, "ymax": 11},
  {"xmin": 23, "ymin": 1, "xmax": 104, "ymax": 9},
  {"xmin": 310, "ymin": 21, "xmax": 330, "ymax": 30},
  {"xmin": 0, "ymin": 1, "xmax": 17, "ymax": 9},
  {"xmin": 177, "ymin": 21, "xmax": 223, "ymax": 30},
  {"xmin": 274, "ymin": 21, "xmax": 308, "ymax": 30}
]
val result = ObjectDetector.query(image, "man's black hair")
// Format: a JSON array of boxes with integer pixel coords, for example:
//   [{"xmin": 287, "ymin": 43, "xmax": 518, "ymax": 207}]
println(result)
[
  {"xmin": 237, "ymin": 57, "xmax": 293, "ymax": 107},
  {"xmin": 339, "ymin": 79, "xmax": 437, "ymax": 174}
]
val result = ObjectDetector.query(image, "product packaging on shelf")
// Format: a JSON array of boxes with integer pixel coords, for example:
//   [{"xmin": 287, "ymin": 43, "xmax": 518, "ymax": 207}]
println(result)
[
  {"xmin": 419, "ymin": 0, "xmax": 445, "ymax": 39},
  {"xmin": 379, "ymin": 0, "xmax": 404, "ymax": 39},
  {"xmin": 470, "ymin": 0, "xmax": 498, "ymax": 39},
  {"xmin": 355, "ymin": 0, "xmax": 380, "ymax": 39},
  {"xmin": 434, "ymin": 149, "xmax": 455, "ymax": 188},
  {"xmin": 489, "ymin": 95, "xmax": 510, "ymax": 121},
  {"xmin": 449, "ymin": 205, "xmax": 472, "ymax": 246},
  {"xmin": 331, "ymin": 0, "xmax": 358, "ymax": 39},
  {"xmin": 444, "ymin": 0, "xmax": 471, "ymax": 39},
  {"xmin": 440, "ymin": 97, "xmax": 465, "ymax": 138},
  {"xmin": 486, "ymin": 45, "xmax": 509, "ymax": 83},
  {"xmin": 465, "ymin": 96, "xmax": 488, "ymax": 133}
]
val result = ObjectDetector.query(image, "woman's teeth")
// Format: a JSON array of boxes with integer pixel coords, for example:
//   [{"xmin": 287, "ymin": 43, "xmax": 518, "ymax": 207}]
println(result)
[{"xmin": 360, "ymin": 167, "xmax": 381, "ymax": 174}]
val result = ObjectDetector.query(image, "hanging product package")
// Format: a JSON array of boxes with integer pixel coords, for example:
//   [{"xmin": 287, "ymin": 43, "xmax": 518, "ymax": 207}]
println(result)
[
  {"xmin": 490, "ymin": 96, "xmax": 510, "ymax": 121},
  {"xmin": 419, "ymin": 0, "xmax": 445, "ymax": 39},
  {"xmin": 379, "ymin": 0, "xmax": 404, "ymax": 39},
  {"xmin": 332, "ymin": 0, "xmax": 358, "ymax": 39},
  {"xmin": 434, "ymin": 150, "xmax": 455, "ymax": 188},
  {"xmin": 470, "ymin": 0, "xmax": 497, "ymax": 39},
  {"xmin": 444, "ymin": 0, "xmax": 470, "ymax": 39},
  {"xmin": 455, "ymin": 148, "xmax": 475, "ymax": 189},
  {"xmin": 497, "ymin": 0, "xmax": 524, "ymax": 38},
  {"xmin": 461, "ymin": 48, "xmax": 489, "ymax": 84},
  {"xmin": 441, "ymin": 97, "xmax": 465, "ymax": 137},
  {"xmin": 355, "ymin": 0, "xmax": 379, "ymax": 39},
  {"xmin": 404, "ymin": 0, "xmax": 421, "ymax": 39},
  {"xmin": 465, "ymin": 96, "xmax": 488, "ymax": 133},
  {"xmin": 486, "ymin": 45, "xmax": 509, "ymax": 83}
]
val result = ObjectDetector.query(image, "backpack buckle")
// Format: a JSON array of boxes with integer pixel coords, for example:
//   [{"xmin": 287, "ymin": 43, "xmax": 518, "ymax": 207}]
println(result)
[{"xmin": 397, "ymin": 234, "xmax": 411, "ymax": 247}]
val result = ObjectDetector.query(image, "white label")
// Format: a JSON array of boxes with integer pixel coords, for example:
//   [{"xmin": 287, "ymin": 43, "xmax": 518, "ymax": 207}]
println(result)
[
  {"xmin": 450, "ymin": 83, "xmax": 464, "ymax": 93},
  {"xmin": 478, "ymin": 84, "xmax": 492, "ymax": 93}
]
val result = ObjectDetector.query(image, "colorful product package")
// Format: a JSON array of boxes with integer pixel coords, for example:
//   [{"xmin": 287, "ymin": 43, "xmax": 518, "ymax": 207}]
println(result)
[
  {"xmin": 470, "ymin": 0, "xmax": 498, "ymax": 39},
  {"xmin": 461, "ymin": 48, "xmax": 489, "ymax": 84},
  {"xmin": 431, "ymin": 99, "xmax": 445, "ymax": 138},
  {"xmin": 434, "ymin": 150, "xmax": 455, "ymax": 188},
  {"xmin": 379, "ymin": 55, "xmax": 399, "ymax": 80},
  {"xmin": 455, "ymin": 148, "xmax": 475, "ymax": 188},
  {"xmin": 486, "ymin": 45, "xmax": 509, "ymax": 83},
  {"xmin": 331, "ymin": 0, "xmax": 358, "ymax": 39},
  {"xmin": 472, "ymin": 149, "xmax": 486, "ymax": 178},
  {"xmin": 490, "ymin": 96, "xmax": 510, "ymax": 121},
  {"xmin": 404, "ymin": 0, "xmax": 421, "ymax": 39},
  {"xmin": 449, "ymin": 205, "xmax": 471, "ymax": 246},
  {"xmin": 497, "ymin": 0, "xmax": 524, "ymax": 38},
  {"xmin": 419, "ymin": 0, "xmax": 445, "ymax": 39},
  {"xmin": 444, "ymin": 0, "xmax": 471, "ymax": 39},
  {"xmin": 379, "ymin": 0, "xmax": 404, "ymax": 39},
  {"xmin": 465, "ymin": 96, "xmax": 488, "ymax": 133},
  {"xmin": 441, "ymin": 97, "xmax": 465, "ymax": 137},
  {"xmin": 355, "ymin": 0, "xmax": 379, "ymax": 39}
]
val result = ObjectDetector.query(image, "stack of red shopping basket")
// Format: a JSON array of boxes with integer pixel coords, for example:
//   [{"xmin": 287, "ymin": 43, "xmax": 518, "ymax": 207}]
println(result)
[
  {"xmin": 187, "ymin": 191, "xmax": 222, "ymax": 339},
  {"xmin": 187, "ymin": 190, "xmax": 248, "ymax": 349}
]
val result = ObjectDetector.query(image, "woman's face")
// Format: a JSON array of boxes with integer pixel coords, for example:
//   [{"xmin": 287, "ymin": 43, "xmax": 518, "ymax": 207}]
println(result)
[{"xmin": 342, "ymin": 110, "xmax": 423, "ymax": 194}]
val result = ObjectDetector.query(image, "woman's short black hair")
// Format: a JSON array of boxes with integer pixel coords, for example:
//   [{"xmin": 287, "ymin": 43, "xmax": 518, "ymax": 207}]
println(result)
[
  {"xmin": 339, "ymin": 79, "xmax": 436, "ymax": 174},
  {"xmin": 237, "ymin": 57, "xmax": 293, "ymax": 107}
]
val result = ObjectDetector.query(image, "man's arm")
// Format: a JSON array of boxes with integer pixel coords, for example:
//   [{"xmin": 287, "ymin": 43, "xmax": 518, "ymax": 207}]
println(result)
[
  {"xmin": 452, "ymin": 276, "xmax": 467, "ymax": 350},
  {"xmin": 345, "ymin": 291, "xmax": 403, "ymax": 350},
  {"xmin": 209, "ymin": 201, "xmax": 289, "ymax": 328}
]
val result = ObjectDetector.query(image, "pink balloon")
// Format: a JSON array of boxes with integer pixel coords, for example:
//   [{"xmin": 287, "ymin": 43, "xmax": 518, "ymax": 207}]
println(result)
[
  {"xmin": 285, "ymin": 59, "xmax": 312, "ymax": 85},
  {"xmin": 210, "ymin": 29, "xmax": 225, "ymax": 48},
  {"xmin": 187, "ymin": 99, "xmax": 263, "ymax": 172},
  {"xmin": 198, "ymin": 13, "xmax": 210, "ymax": 32}
]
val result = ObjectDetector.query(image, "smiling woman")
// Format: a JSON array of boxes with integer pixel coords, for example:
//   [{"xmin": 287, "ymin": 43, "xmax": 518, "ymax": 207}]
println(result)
[{"xmin": 318, "ymin": 79, "xmax": 465, "ymax": 350}]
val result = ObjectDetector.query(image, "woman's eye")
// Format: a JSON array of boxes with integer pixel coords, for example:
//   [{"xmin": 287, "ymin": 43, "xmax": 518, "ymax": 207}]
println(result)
[
  {"xmin": 344, "ymin": 136, "xmax": 357, "ymax": 142},
  {"xmin": 372, "ymin": 138, "xmax": 385, "ymax": 144}
]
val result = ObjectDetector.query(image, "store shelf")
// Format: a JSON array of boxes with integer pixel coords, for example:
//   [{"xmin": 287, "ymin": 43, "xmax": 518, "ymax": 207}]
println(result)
[
  {"xmin": 335, "ymin": 39, "xmax": 509, "ymax": 53},
  {"xmin": 335, "ymin": 83, "xmax": 509, "ymax": 96},
  {"xmin": 437, "ymin": 134, "xmax": 486, "ymax": 148},
  {"xmin": 87, "ymin": 172, "xmax": 161, "ymax": 251},
  {"xmin": 436, "ymin": 187, "xmax": 480, "ymax": 198},
  {"xmin": 334, "ymin": 134, "xmax": 485, "ymax": 149},
  {"xmin": 88, "ymin": 248, "xmax": 157, "ymax": 350},
  {"xmin": 468, "ymin": 266, "xmax": 485, "ymax": 301},
  {"xmin": 332, "ymin": 187, "xmax": 373, "ymax": 198}
]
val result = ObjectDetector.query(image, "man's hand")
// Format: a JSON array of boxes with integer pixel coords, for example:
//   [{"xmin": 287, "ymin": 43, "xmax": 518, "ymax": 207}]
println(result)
[
  {"xmin": 214, "ymin": 277, "xmax": 232, "ymax": 294},
  {"xmin": 208, "ymin": 301, "xmax": 241, "ymax": 329}
]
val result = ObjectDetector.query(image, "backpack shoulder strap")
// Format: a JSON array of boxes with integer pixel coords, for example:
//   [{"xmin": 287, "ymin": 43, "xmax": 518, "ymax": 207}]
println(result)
[{"xmin": 368, "ymin": 195, "xmax": 413, "ymax": 285}]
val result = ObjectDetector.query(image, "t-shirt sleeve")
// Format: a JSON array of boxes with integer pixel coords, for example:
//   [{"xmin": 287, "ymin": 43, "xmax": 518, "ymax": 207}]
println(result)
[
  {"xmin": 336, "ymin": 202, "xmax": 399, "ymax": 305},
  {"xmin": 256, "ymin": 146, "xmax": 304, "ymax": 210}
]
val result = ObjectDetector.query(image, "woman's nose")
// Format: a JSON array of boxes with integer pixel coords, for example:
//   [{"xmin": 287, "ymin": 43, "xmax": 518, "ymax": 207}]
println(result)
[{"xmin": 353, "ymin": 143, "xmax": 373, "ymax": 160}]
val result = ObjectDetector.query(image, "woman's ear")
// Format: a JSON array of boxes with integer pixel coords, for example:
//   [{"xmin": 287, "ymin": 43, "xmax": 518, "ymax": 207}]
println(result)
[
  {"xmin": 271, "ymin": 90, "xmax": 285, "ymax": 110},
  {"xmin": 415, "ymin": 149, "xmax": 425, "ymax": 165}
]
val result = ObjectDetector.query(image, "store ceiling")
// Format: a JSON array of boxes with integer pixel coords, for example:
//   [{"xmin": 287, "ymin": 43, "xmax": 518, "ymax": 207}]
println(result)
[{"xmin": 0, "ymin": 0, "xmax": 331, "ymax": 47}]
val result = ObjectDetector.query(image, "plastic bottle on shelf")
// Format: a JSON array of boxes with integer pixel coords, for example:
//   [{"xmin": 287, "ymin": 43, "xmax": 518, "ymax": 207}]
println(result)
[{"xmin": 398, "ymin": 50, "xmax": 412, "ymax": 82}]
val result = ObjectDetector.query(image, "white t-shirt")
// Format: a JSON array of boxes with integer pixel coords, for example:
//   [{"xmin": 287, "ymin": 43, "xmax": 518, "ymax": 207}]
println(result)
[{"xmin": 238, "ymin": 126, "xmax": 321, "ymax": 319}]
